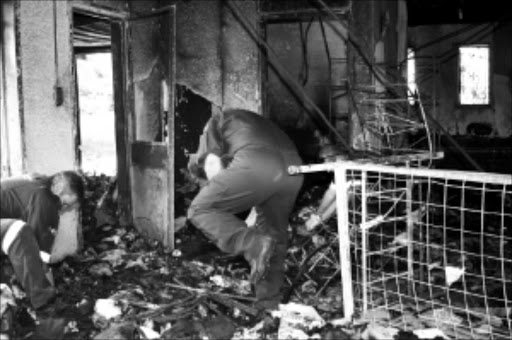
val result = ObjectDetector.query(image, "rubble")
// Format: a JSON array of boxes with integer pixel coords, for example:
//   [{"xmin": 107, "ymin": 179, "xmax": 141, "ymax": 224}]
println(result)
[
  {"xmin": 0, "ymin": 284, "xmax": 16, "ymax": 316},
  {"xmin": 1, "ymin": 174, "xmax": 508, "ymax": 339}
]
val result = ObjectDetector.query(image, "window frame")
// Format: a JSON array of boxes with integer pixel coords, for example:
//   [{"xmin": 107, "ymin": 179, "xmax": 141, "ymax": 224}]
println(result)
[
  {"xmin": 457, "ymin": 43, "xmax": 492, "ymax": 108},
  {"xmin": 406, "ymin": 47, "xmax": 417, "ymax": 105}
]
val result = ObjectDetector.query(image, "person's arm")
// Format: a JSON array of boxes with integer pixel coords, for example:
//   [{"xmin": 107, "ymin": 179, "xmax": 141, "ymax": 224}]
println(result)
[
  {"xmin": 188, "ymin": 115, "xmax": 224, "ymax": 177},
  {"xmin": 305, "ymin": 182, "xmax": 337, "ymax": 231},
  {"xmin": 26, "ymin": 191, "xmax": 58, "ymax": 254},
  {"xmin": 317, "ymin": 182, "xmax": 337, "ymax": 217}
]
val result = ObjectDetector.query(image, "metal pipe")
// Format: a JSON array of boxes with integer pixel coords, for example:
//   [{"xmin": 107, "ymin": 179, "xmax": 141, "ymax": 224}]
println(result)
[
  {"xmin": 318, "ymin": 17, "xmax": 333, "ymax": 137},
  {"xmin": 334, "ymin": 167, "xmax": 355, "ymax": 319},
  {"xmin": 289, "ymin": 160, "xmax": 512, "ymax": 185}
]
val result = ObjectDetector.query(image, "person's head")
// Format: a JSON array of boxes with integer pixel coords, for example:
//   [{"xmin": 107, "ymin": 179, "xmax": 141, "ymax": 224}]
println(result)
[
  {"xmin": 50, "ymin": 171, "xmax": 85, "ymax": 208},
  {"xmin": 197, "ymin": 152, "xmax": 232, "ymax": 180}
]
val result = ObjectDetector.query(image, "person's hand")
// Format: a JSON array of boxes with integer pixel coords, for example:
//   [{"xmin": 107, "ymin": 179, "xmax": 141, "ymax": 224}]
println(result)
[
  {"xmin": 305, "ymin": 213, "xmax": 322, "ymax": 231},
  {"xmin": 187, "ymin": 154, "xmax": 199, "ymax": 174}
]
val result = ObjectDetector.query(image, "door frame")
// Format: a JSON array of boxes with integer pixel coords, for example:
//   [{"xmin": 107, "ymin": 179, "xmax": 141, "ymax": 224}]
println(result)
[
  {"xmin": 70, "ymin": 3, "xmax": 176, "ymax": 248},
  {"xmin": 70, "ymin": 3, "xmax": 132, "ymax": 226}
]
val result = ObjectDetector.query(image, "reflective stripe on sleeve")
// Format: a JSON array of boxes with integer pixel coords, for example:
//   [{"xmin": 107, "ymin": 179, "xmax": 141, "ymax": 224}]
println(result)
[{"xmin": 1, "ymin": 220, "xmax": 26, "ymax": 255}]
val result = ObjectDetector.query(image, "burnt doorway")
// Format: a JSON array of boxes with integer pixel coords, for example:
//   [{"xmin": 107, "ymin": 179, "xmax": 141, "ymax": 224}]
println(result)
[
  {"xmin": 71, "ymin": 9, "xmax": 132, "ymax": 227},
  {"xmin": 73, "ymin": 12, "xmax": 116, "ymax": 176}
]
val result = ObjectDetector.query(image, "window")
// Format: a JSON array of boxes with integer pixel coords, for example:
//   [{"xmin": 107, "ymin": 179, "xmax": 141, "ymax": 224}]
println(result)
[
  {"xmin": 407, "ymin": 48, "xmax": 417, "ymax": 105},
  {"xmin": 459, "ymin": 45, "xmax": 490, "ymax": 105}
]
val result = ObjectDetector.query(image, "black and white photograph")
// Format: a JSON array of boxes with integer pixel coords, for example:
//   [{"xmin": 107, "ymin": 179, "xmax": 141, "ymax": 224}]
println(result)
[{"xmin": 1, "ymin": 0, "xmax": 511, "ymax": 339}]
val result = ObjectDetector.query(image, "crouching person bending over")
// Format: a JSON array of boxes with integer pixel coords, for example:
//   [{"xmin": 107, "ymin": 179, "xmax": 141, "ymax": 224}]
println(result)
[
  {"xmin": 187, "ymin": 109, "xmax": 304, "ymax": 312},
  {"xmin": 0, "ymin": 171, "xmax": 84, "ymax": 339}
]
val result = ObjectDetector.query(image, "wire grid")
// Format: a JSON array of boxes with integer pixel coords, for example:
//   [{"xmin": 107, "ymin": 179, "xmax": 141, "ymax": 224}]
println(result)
[
  {"xmin": 357, "ymin": 92, "xmax": 432, "ymax": 156},
  {"xmin": 284, "ymin": 159, "xmax": 433, "ymax": 303},
  {"xmin": 344, "ymin": 166, "xmax": 512, "ymax": 340}
]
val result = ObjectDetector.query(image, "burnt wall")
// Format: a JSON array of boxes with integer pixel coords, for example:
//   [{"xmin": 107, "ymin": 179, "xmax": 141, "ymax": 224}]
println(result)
[
  {"xmin": 175, "ymin": 0, "xmax": 223, "ymax": 106},
  {"xmin": 264, "ymin": 19, "xmax": 349, "ymax": 161},
  {"xmin": 221, "ymin": 0, "xmax": 260, "ymax": 113},
  {"xmin": 409, "ymin": 23, "xmax": 512, "ymax": 137},
  {"xmin": 350, "ymin": 0, "xmax": 405, "ymax": 151},
  {"xmin": 174, "ymin": 0, "xmax": 260, "ymax": 112}
]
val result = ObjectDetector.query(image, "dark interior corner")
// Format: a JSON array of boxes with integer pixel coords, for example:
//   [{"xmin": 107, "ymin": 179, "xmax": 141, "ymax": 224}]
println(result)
[
  {"xmin": 174, "ymin": 85, "xmax": 212, "ymax": 216},
  {"xmin": 406, "ymin": 0, "xmax": 512, "ymax": 26}
]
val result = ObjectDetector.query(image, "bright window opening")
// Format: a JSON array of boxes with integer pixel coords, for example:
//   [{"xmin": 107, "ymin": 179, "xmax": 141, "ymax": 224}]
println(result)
[
  {"xmin": 459, "ymin": 45, "xmax": 490, "ymax": 105},
  {"xmin": 76, "ymin": 53, "xmax": 117, "ymax": 176},
  {"xmin": 407, "ymin": 48, "xmax": 417, "ymax": 105}
]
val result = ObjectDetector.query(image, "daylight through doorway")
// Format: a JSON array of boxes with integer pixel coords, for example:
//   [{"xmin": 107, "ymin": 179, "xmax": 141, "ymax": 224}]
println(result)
[{"xmin": 76, "ymin": 52, "xmax": 116, "ymax": 176}]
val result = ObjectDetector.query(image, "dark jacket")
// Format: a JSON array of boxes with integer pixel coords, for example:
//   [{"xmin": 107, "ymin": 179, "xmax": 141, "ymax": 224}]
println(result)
[
  {"xmin": 1, "ymin": 176, "xmax": 59, "ymax": 253},
  {"xmin": 188, "ymin": 109, "xmax": 299, "ymax": 172}
]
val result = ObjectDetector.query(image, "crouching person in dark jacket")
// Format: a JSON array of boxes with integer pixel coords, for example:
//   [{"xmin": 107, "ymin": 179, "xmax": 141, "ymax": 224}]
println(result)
[
  {"xmin": 0, "ymin": 171, "xmax": 84, "ymax": 339},
  {"xmin": 187, "ymin": 109, "xmax": 304, "ymax": 312}
]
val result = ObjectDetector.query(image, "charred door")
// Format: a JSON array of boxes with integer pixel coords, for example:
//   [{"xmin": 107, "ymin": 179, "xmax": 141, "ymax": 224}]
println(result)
[{"xmin": 125, "ymin": 8, "xmax": 175, "ymax": 248}]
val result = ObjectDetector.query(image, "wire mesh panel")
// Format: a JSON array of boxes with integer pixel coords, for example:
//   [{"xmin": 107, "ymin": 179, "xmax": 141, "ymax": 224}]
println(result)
[
  {"xmin": 289, "ymin": 161, "xmax": 511, "ymax": 339},
  {"xmin": 339, "ymin": 163, "xmax": 512, "ymax": 340}
]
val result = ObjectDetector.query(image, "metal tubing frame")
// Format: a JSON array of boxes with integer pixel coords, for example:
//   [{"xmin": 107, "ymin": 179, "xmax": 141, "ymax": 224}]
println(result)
[
  {"xmin": 361, "ymin": 170, "xmax": 368, "ymax": 312},
  {"xmin": 290, "ymin": 160, "xmax": 512, "ymax": 185},
  {"xmin": 334, "ymin": 165, "xmax": 355, "ymax": 319}
]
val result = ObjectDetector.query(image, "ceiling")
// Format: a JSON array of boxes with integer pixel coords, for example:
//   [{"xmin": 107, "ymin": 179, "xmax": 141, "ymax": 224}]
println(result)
[
  {"xmin": 406, "ymin": 0, "xmax": 512, "ymax": 26},
  {"xmin": 73, "ymin": 12, "xmax": 111, "ymax": 53},
  {"xmin": 71, "ymin": 1, "xmax": 512, "ymax": 53}
]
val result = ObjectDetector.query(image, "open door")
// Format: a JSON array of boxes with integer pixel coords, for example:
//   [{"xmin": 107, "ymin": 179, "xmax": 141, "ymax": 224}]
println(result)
[{"xmin": 123, "ymin": 8, "xmax": 176, "ymax": 248}]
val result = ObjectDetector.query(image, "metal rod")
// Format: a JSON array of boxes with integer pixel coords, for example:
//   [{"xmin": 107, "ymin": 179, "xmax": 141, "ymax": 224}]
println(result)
[
  {"xmin": 361, "ymin": 170, "xmax": 368, "ymax": 313},
  {"xmin": 405, "ymin": 167, "xmax": 414, "ymax": 296},
  {"xmin": 318, "ymin": 16, "xmax": 333, "ymax": 139},
  {"xmin": 334, "ymin": 167, "xmax": 354, "ymax": 319},
  {"xmin": 290, "ymin": 160, "xmax": 512, "ymax": 185},
  {"xmin": 288, "ymin": 151, "xmax": 444, "ymax": 174}
]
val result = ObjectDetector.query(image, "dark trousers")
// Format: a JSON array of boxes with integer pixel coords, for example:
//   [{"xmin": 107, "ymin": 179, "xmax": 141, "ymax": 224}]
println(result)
[
  {"xmin": 188, "ymin": 148, "xmax": 303, "ymax": 304},
  {"xmin": 0, "ymin": 219, "xmax": 55, "ymax": 310}
]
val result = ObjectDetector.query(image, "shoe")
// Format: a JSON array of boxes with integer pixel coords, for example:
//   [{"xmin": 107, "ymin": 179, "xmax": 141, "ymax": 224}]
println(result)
[
  {"xmin": 245, "ymin": 236, "xmax": 276, "ymax": 283},
  {"xmin": 32, "ymin": 317, "xmax": 66, "ymax": 340},
  {"xmin": 253, "ymin": 298, "xmax": 279, "ymax": 312},
  {"xmin": 32, "ymin": 303, "xmax": 67, "ymax": 340}
]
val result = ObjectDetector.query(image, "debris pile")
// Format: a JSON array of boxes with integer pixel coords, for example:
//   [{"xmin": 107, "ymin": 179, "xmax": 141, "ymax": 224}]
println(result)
[{"xmin": 0, "ymin": 174, "xmax": 509, "ymax": 339}]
